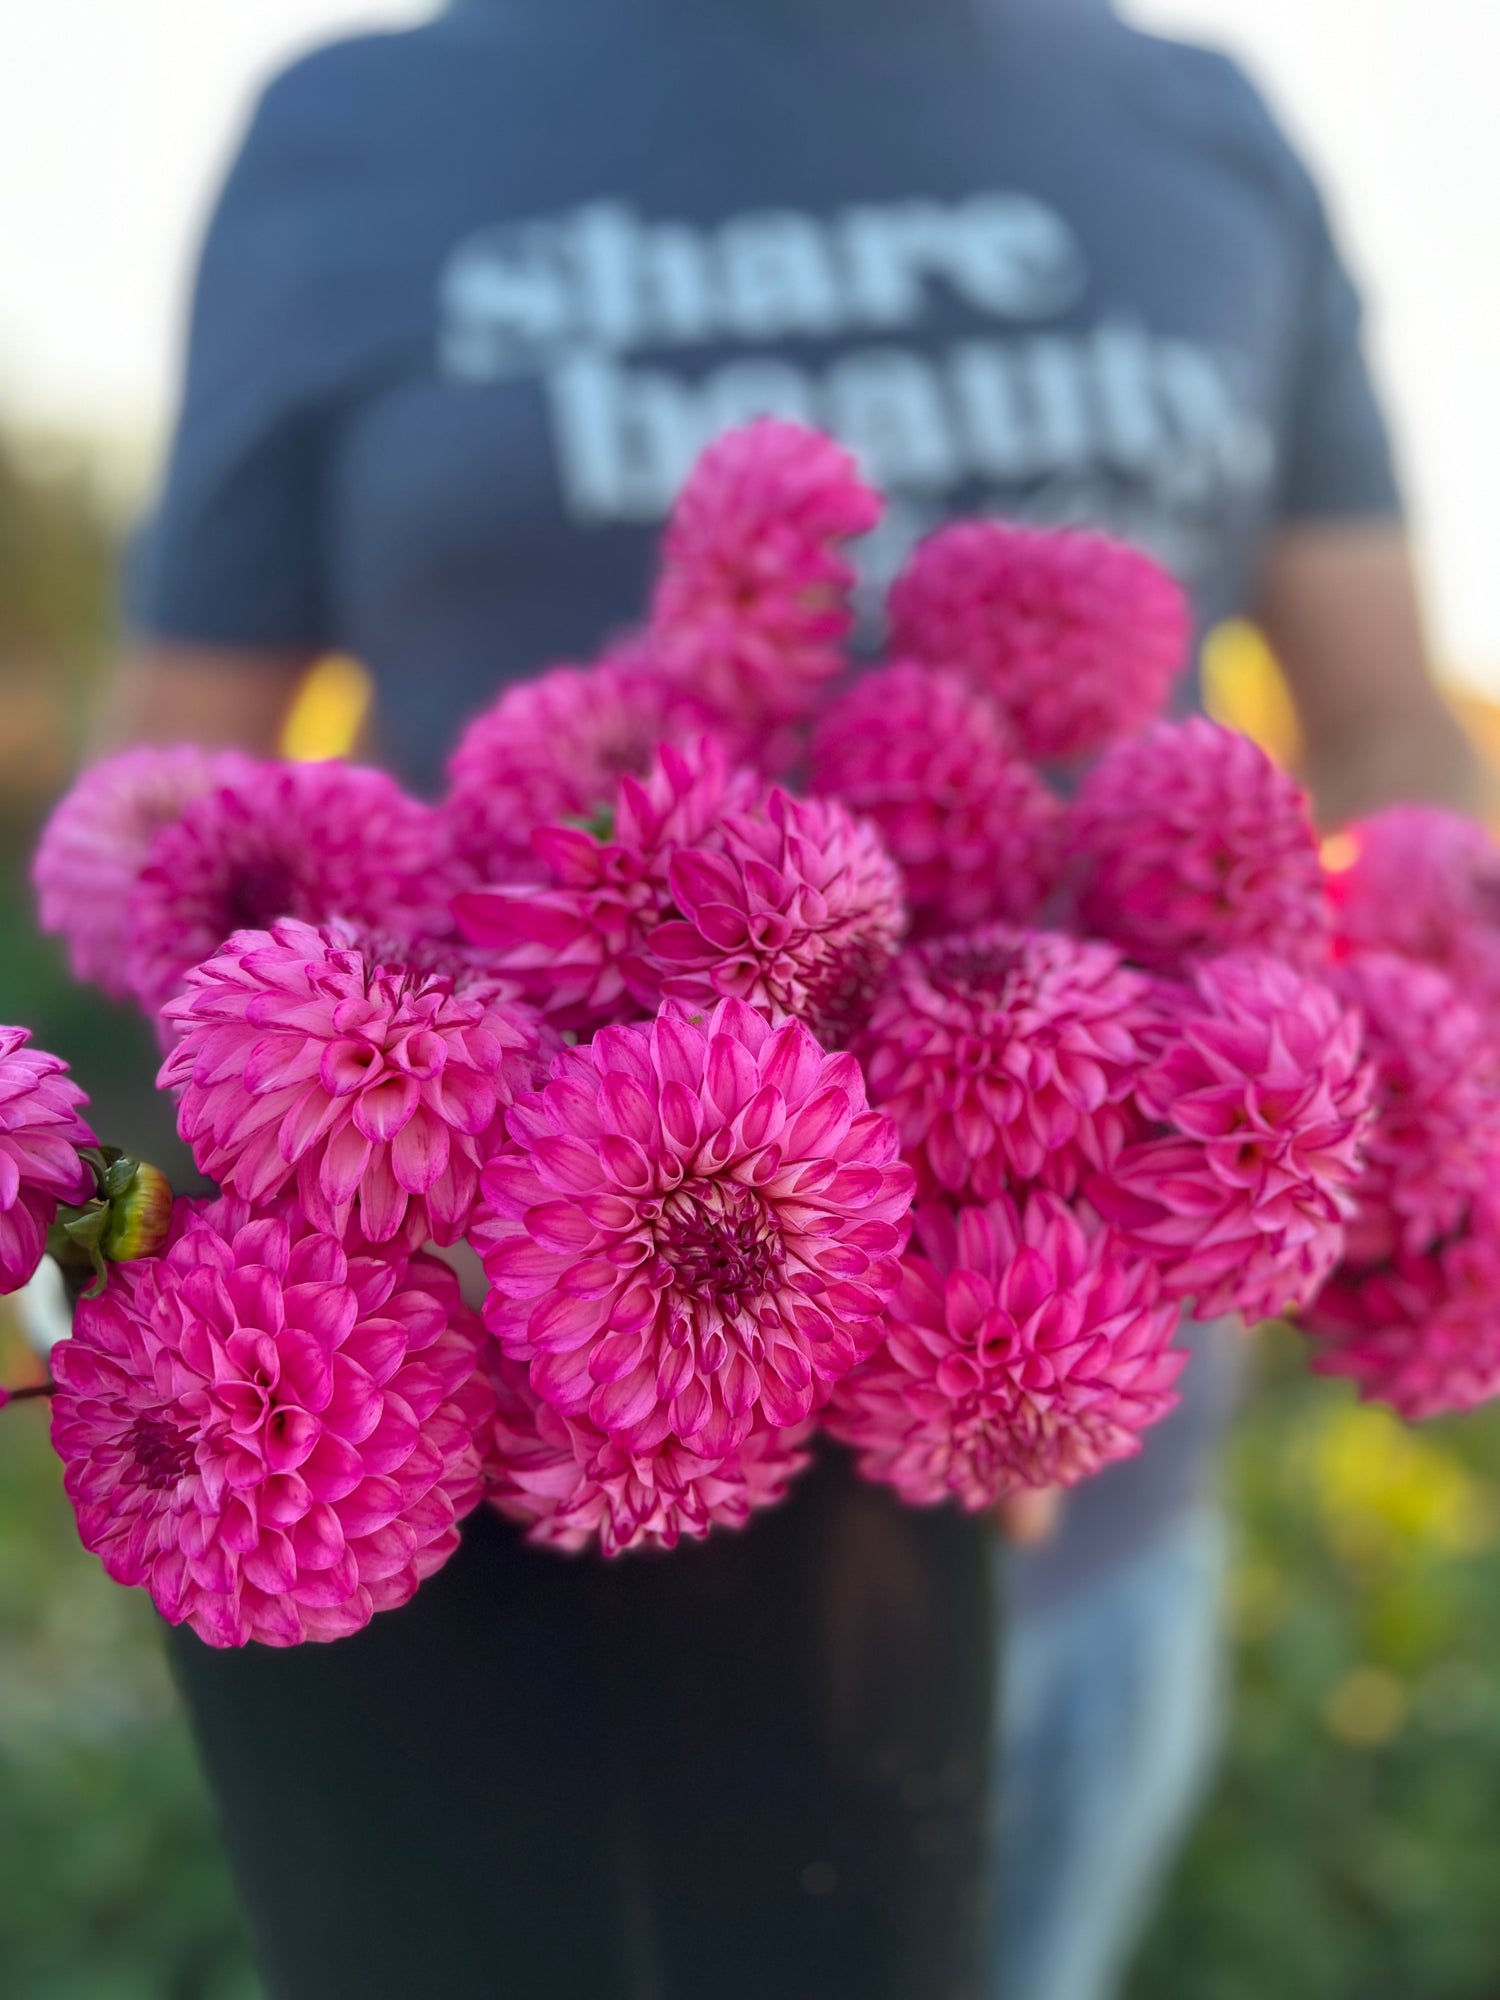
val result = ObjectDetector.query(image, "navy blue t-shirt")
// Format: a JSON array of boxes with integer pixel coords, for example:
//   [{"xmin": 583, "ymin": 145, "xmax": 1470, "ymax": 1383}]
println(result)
[{"xmin": 131, "ymin": 0, "xmax": 1402, "ymax": 1606}]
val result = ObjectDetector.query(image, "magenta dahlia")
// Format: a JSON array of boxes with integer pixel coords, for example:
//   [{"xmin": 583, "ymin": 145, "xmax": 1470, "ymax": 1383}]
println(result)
[
  {"xmin": 126, "ymin": 760, "xmax": 459, "ymax": 1025},
  {"xmin": 648, "ymin": 419, "xmax": 882, "ymax": 742},
  {"xmin": 33, "ymin": 746, "xmax": 259, "ymax": 997},
  {"xmin": 1068, "ymin": 718, "xmax": 1329, "ymax": 973},
  {"xmin": 641, "ymin": 788, "xmax": 906, "ymax": 1045},
  {"xmin": 809, "ymin": 662, "xmax": 1064, "ymax": 937},
  {"xmin": 159, "ymin": 919, "xmax": 549, "ymax": 1249},
  {"xmin": 1330, "ymin": 950, "xmax": 1500, "ymax": 1263},
  {"xmin": 444, "ymin": 648, "xmax": 730, "ymax": 880},
  {"xmin": 486, "ymin": 1355, "xmax": 812, "ymax": 1557},
  {"xmin": 453, "ymin": 736, "xmax": 762, "ymax": 1032},
  {"xmin": 887, "ymin": 521, "xmax": 1189, "ymax": 763},
  {"xmin": 860, "ymin": 926, "xmax": 1160, "ymax": 1202},
  {"xmin": 472, "ymin": 998, "xmax": 913, "ymax": 1455},
  {"xmin": 49, "ymin": 1198, "xmax": 495, "ymax": 1647},
  {"xmin": 0, "ymin": 1026, "xmax": 95, "ymax": 1294},
  {"xmin": 1329, "ymin": 805, "xmax": 1500, "ymax": 1022},
  {"xmin": 1092, "ymin": 953, "xmax": 1372, "ymax": 1322},
  {"xmin": 1302, "ymin": 1178, "xmax": 1500, "ymax": 1420},
  {"xmin": 826, "ymin": 1196, "xmax": 1184, "ymax": 1505}
]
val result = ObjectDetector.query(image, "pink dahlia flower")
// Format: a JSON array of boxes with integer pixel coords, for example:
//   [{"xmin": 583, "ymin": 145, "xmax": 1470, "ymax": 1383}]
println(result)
[
  {"xmin": 0, "ymin": 1026, "xmax": 95, "ymax": 1294},
  {"xmin": 809, "ymin": 662, "xmax": 1064, "ymax": 937},
  {"xmin": 126, "ymin": 760, "xmax": 458, "ymax": 1025},
  {"xmin": 1092, "ymin": 953, "xmax": 1372, "ymax": 1322},
  {"xmin": 860, "ymin": 926, "xmax": 1159, "ymax": 1202},
  {"xmin": 443, "ymin": 649, "xmax": 730, "ymax": 880},
  {"xmin": 472, "ymin": 998, "xmax": 913, "ymax": 1455},
  {"xmin": 887, "ymin": 522, "xmax": 1189, "ymax": 763},
  {"xmin": 159, "ymin": 919, "xmax": 549, "ymax": 1249},
  {"xmin": 1068, "ymin": 717, "xmax": 1329, "ymax": 973},
  {"xmin": 1301, "ymin": 1179, "xmax": 1500, "ymax": 1420},
  {"xmin": 453, "ymin": 736, "xmax": 762, "ymax": 1032},
  {"xmin": 649, "ymin": 419, "xmax": 882, "ymax": 741},
  {"xmin": 486, "ymin": 1356, "xmax": 812, "ymax": 1557},
  {"xmin": 641, "ymin": 789, "xmax": 907, "ymax": 1045},
  {"xmin": 826, "ymin": 1197, "xmax": 1184, "ymax": 1505},
  {"xmin": 1330, "ymin": 951, "xmax": 1500, "ymax": 1263},
  {"xmin": 33, "ymin": 746, "xmax": 259, "ymax": 997},
  {"xmin": 49, "ymin": 1198, "xmax": 495, "ymax": 1647},
  {"xmin": 1328, "ymin": 805, "xmax": 1500, "ymax": 1021}
]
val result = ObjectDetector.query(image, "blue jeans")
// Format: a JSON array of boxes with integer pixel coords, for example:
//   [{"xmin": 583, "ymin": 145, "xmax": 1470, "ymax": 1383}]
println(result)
[{"xmin": 991, "ymin": 1507, "xmax": 1228, "ymax": 2000}]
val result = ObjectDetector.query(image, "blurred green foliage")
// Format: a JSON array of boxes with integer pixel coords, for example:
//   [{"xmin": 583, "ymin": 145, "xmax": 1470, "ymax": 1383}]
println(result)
[
  {"xmin": 1131, "ymin": 1326, "xmax": 1500, "ymax": 2000},
  {"xmin": 0, "ymin": 1400, "xmax": 254, "ymax": 2000}
]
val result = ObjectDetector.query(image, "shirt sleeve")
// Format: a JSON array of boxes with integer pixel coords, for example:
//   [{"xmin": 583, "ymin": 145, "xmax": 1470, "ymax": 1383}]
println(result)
[
  {"xmin": 127, "ymin": 73, "xmax": 336, "ymax": 649},
  {"xmin": 1272, "ymin": 175, "xmax": 1404, "ymax": 525}
]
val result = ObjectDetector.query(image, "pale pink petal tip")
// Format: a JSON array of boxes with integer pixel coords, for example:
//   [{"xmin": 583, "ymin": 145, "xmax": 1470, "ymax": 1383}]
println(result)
[
  {"xmin": 1329, "ymin": 804, "xmax": 1500, "ymax": 1028},
  {"xmin": 485, "ymin": 1355, "xmax": 812, "ymax": 1557},
  {"xmin": 826, "ymin": 1195, "xmax": 1185, "ymax": 1507},
  {"xmin": 0, "ymin": 1024, "xmax": 95, "ymax": 1294},
  {"xmin": 1091, "ymin": 952, "xmax": 1373, "ymax": 1323},
  {"xmin": 50, "ymin": 1196, "xmax": 495, "ymax": 1647},
  {"xmin": 810, "ymin": 663, "xmax": 1064, "ymax": 939},
  {"xmin": 649, "ymin": 418, "xmax": 882, "ymax": 744},
  {"xmin": 126, "ymin": 758, "xmax": 461, "ymax": 1027},
  {"xmin": 860, "ymin": 925, "xmax": 1160, "ymax": 1204},
  {"xmin": 33, "ymin": 745, "xmax": 259, "ymax": 997},
  {"xmin": 160, "ymin": 918, "xmax": 552, "ymax": 1251},
  {"xmin": 888, "ymin": 521, "xmax": 1188, "ymax": 763},
  {"xmin": 1067, "ymin": 718, "xmax": 1329, "ymax": 975},
  {"xmin": 471, "ymin": 996, "xmax": 914, "ymax": 1456},
  {"xmin": 444, "ymin": 645, "xmax": 738, "ymax": 880},
  {"xmin": 1332, "ymin": 950, "xmax": 1500, "ymax": 1265},
  {"xmin": 1302, "ymin": 1166, "xmax": 1500, "ymax": 1421}
]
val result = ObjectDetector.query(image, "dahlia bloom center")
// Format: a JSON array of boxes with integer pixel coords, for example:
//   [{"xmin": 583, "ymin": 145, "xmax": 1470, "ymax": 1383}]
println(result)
[
  {"xmin": 223, "ymin": 857, "xmax": 300, "ymax": 936},
  {"xmin": 125, "ymin": 1408, "xmax": 199, "ymax": 1491},
  {"xmin": 653, "ymin": 1178, "xmax": 783, "ymax": 1311}
]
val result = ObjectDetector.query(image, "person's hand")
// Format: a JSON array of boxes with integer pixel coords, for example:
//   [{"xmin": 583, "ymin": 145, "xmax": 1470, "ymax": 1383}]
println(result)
[{"xmin": 991, "ymin": 1486, "xmax": 1064, "ymax": 1547}]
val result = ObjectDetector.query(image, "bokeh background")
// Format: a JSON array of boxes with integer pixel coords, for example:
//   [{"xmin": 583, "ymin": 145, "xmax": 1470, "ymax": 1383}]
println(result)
[{"xmin": 3, "ymin": 4, "xmax": 1500, "ymax": 1995}]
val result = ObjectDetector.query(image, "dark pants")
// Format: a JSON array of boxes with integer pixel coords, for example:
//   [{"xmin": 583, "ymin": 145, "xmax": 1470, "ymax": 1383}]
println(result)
[{"xmin": 168, "ymin": 1449, "xmax": 996, "ymax": 2000}]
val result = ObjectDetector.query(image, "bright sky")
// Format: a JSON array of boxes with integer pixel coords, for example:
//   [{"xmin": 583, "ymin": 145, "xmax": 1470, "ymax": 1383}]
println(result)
[{"xmin": 2, "ymin": 0, "xmax": 1497, "ymax": 684}]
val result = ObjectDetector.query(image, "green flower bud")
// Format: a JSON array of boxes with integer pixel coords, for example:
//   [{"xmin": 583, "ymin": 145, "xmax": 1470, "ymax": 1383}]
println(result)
[
  {"xmin": 47, "ymin": 1149, "xmax": 175, "ymax": 1298},
  {"xmin": 99, "ymin": 1160, "xmax": 174, "ymax": 1264}
]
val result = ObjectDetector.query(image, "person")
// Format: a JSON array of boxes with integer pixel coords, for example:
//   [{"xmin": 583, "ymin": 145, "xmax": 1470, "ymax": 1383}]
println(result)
[{"xmin": 108, "ymin": 2, "xmax": 1482, "ymax": 1996}]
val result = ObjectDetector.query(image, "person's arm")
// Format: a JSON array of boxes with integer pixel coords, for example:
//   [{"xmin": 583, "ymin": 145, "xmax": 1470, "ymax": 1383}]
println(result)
[
  {"xmin": 1255, "ymin": 521, "xmax": 1489, "ymax": 826},
  {"xmin": 98, "ymin": 644, "xmax": 312, "ymax": 756}
]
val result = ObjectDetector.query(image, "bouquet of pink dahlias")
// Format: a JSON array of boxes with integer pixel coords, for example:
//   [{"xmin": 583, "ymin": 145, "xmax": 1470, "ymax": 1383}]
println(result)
[{"xmin": 12, "ymin": 418, "xmax": 1500, "ymax": 1646}]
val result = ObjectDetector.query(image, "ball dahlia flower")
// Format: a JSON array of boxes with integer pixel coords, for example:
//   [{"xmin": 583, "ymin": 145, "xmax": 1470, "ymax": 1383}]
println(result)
[
  {"xmin": 49, "ymin": 1198, "xmax": 495, "ymax": 1647},
  {"xmin": 1092, "ymin": 953, "xmax": 1372, "ymax": 1322},
  {"xmin": 126, "ymin": 760, "xmax": 457, "ymax": 1024},
  {"xmin": 641, "ymin": 789, "xmax": 907, "ymax": 1045},
  {"xmin": 472, "ymin": 998, "xmax": 913, "ymax": 1456},
  {"xmin": 1330, "ymin": 951, "xmax": 1500, "ymax": 1263},
  {"xmin": 453, "ymin": 736, "xmax": 762, "ymax": 1032},
  {"xmin": 1328, "ymin": 805, "xmax": 1500, "ymax": 1022},
  {"xmin": 443, "ymin": 649, "xmax": 727, "ymax": 880},
  {"xmin": 485, "ymin": 1356, "xmax": 812, "ymax": 1558},
  {"xmin": 159, "ymin": 919, "xmax": 549, "ymax": 1249},
  {"xmin": 33, "ymin": 746, "xmax": 258, "ymax": 997},
  {"xmin": 887, "ymin": 521, "xmax": 1188, "ymax": 763},
  {"xmin": 825, "ymin": 1196, "xmax": 1184, "ymax": 1506},
  {"xmin": 809, "ymin": 662, "xmax": 1064, "ymax": 937},
  {"xmin": 1068, "ymin": 717, "xmax": 1329, "ymax": 973},
  {"xmin": 649, "ymin": 419, "xmax": 882, "ymax": 741},
  {"xmin": 0, "ymin": 1026, "xmax": 95, "ymax": 1294},
  {"xmin": 859, "ymin": 926, "xmax": 1160, "ymax": 1202},
  {"xmin": 1301, "ymin": 1180, "xmax": 1500, "ymax": 1420}
]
